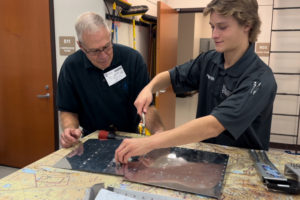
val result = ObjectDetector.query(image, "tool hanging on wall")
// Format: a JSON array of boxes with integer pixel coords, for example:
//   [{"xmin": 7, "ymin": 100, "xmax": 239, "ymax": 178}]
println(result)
[
  {"xmin": 111, "ymin": 2, "xmax": 116, "ymax": 42},
  {"xmin": 119, "ymin": 5, "xmax": 148, "ymax": 49},
  {"xmin": 104, "ymin": 0, "xmax": 132, "ymax": 42},
  {"xmin": 140, "ymin": 14, "xmax": 157, "ymax": 25}
]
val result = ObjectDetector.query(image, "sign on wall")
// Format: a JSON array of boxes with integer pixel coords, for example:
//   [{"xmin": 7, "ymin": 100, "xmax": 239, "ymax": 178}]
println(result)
[
  {"xmin": 256, "ymin": 42, "xmax": 270, "ymax": 57},
  {"xmin": 59, "ymin": 36, "xmax": 76, "ymax": 56}
]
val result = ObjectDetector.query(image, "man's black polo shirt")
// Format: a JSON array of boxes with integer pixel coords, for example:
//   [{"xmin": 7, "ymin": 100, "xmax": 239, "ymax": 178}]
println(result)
[
  {"xmin": 169, "ymin": 44, "xmax": 277, "ymax": 150},
  {"xmin": 57, "ymin": 44, "xmax": 149, "ymax": 135}
]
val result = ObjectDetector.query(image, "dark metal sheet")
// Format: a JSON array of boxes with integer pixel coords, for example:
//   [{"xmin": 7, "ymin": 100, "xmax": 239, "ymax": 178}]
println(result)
[
  {"xmin": 54, "ymin": 139, "xmax": 229, "ymax": 199},
  {"xmin": 53, "ymin": 139, "xmax": 122, "ymax": 175}
]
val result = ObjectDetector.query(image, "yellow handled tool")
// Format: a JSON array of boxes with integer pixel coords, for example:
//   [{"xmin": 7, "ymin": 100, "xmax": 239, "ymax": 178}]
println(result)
[{"xmin": 138, "ymin": 112, "xmax": 151, "ymax": 136}]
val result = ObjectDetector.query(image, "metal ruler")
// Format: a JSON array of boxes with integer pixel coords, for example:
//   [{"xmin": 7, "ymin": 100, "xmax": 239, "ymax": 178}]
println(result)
[{"xmin": 107, "ymin": 186, "xmax": 182, "ymax": 200}]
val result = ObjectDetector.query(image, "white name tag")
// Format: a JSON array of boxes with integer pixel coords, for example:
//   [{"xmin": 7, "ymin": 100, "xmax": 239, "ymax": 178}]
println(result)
[{"xmin": 103, "ymin": 65, "xmax": 126, "ymax": 86}]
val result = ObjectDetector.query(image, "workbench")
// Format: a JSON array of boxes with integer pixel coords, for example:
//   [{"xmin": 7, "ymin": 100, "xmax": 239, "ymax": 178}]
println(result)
[{"xmin": 0, "ymin": 132, "xmax": 299, "ymax": 200}]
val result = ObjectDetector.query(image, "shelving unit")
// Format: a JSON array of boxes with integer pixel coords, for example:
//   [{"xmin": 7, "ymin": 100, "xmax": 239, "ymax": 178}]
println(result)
[{"xmin": 269, "ymin": 0, "xmax": 300, "ymax": 151}]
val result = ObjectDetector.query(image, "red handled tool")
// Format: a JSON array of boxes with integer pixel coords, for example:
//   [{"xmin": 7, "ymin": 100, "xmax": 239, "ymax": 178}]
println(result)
[{"xmin": 98, "ymin": 130, "xmax": 129, "ymax": 140}]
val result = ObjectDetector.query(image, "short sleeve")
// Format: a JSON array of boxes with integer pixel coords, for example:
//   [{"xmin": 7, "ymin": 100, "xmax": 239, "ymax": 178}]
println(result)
[
  {"xmin": 56, "ymin": 63, "xmax": 80, "ymax": 113},
  {"xmin": 169, "ymin": 52, "xmax": 209, "ymax": 94},
  {"xmin": 211, "ymin": 70, "xmax": 277, "ymax": 140}
]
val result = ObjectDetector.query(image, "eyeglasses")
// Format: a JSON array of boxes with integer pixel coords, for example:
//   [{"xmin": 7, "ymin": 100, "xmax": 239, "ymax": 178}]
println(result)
[{"xmin": 80, "ymin": 42, "xmax": 112, "ymax": 56}]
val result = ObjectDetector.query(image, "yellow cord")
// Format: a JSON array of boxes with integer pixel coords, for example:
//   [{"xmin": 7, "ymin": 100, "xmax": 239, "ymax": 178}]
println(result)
[{"xmin": 133, "ymin": 18, "xmax": 136, "ymax": 49}]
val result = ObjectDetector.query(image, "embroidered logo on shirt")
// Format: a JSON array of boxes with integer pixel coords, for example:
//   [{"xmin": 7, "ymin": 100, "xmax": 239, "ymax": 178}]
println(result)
[
  {"xmin": 206, "ymin": 74, "xmax": 215, "ymax": 81},
  {"xmin": 250, "ymin": 81, "xmax": 261, "ymax": 95},
  {"xmin": 221, "ymin": 84, "xmax": 232, "ymax": 97}
]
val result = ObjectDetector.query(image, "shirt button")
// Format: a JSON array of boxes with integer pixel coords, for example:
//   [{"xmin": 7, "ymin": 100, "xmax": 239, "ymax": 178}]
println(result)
[{"xmin": 219, "ymin": 70, "xmax": 226, "ymax": 76}]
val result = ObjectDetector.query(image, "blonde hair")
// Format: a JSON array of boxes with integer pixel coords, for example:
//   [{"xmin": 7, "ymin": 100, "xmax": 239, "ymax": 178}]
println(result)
[
  {"xmin": 75, "ymin": 11, "xmax": 110, "ymax": 43},
  {"xmin": 204, "ymin": 0, "xmax": 261, "ymax": 43}
]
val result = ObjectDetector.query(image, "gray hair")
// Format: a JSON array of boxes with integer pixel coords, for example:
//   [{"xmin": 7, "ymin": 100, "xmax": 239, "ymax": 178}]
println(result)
[{"xmin": 75, "ymin": 11, "xmax": 110, "ymax": 43}]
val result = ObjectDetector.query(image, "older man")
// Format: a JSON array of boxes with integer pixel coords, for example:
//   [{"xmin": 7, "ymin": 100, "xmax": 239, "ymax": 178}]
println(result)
[{"xmin": 57, "ymin": 12, "xmax": 163, "ymax": 148}]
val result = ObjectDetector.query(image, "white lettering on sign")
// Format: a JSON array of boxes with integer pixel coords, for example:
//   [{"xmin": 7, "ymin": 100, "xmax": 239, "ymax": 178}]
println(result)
[
  {"xmin": 64, "ymin": 39, "xmax": 71, "ymax": 44},
  {"xmin": 59, "ymin": 36, "xmax": 76, "ymax": 56}
]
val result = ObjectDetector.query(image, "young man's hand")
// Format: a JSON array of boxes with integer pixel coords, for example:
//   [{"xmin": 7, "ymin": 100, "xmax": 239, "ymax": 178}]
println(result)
[
  {"xmin": 114, "ymin": 137, "xmax": 153, "ymax": 164},
  {"xmin": 134, "ymin": 86, "xmax": 153, "ymax": 116}
]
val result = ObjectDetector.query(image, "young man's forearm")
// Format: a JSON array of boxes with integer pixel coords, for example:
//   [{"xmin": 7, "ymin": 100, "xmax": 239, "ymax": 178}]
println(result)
[
  {"xmin": 148, "ymin": 71, "xmax": 172, "ymax": 94},
  {"xmin": 146, "ymin": 106, "xmax": 165, "ymax": 134},
  {"xmin": 148, "ymin": 115, "xmax": 225, "ymax": 150}
]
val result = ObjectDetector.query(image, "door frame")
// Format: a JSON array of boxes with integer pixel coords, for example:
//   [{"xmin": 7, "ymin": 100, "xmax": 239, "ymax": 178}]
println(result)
[{"xmin": 49, "ymin": 0, "xmax": 59, "ymax": 150}]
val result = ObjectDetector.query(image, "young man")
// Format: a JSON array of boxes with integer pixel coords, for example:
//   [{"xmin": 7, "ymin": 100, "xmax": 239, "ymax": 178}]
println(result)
[
  {"xmin": 115, "ymin": 0, "xmax": 277, "ymax": 163},
  {"xmin": 57, "ymin": 12, "xmax": 164, "ymax": 148}
]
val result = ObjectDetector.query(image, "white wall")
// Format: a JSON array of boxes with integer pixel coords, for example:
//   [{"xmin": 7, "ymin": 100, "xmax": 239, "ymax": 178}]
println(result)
[
  {"xmin": 54, "ymin": 0, "xmax": 105, "ymax": 77},
  {"xmin": 167, "ymin": 0, "xmax": 273, "ymax": 8},
  {"xmin": 165, "ymin": 0, "xmax": 209, "ymax": 8}
]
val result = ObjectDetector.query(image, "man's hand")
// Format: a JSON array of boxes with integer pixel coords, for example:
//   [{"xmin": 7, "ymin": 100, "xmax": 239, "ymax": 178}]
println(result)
[
  {"xmin": 114, "ymin": 138, "xmax": 153, "ymax": 164},
  {"xmin": 60, "ymin": 128, "xmax": 82, "ymax": 148},
  {"xmin": 67, "ymin": 142, "xmax": 84, "ymax": 157},
  {"xmin": 134, "ymin": 86, "xmax": 153, "ymax": 116}
]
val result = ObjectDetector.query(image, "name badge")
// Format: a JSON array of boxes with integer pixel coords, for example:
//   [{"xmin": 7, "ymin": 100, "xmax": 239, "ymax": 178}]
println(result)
[{"xmin": 103, "ymin": 65, "xmax": 126, "ymax": 86}]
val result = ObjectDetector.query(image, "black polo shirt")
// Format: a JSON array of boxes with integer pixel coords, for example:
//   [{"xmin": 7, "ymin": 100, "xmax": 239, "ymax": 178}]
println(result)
[
  {"xmin": 57, "ymin": 44, "xmax": 149, "ymax": 135},
  {"xmin": 169, "ymin": 43, "xmax": 277, "ymax": 150}
]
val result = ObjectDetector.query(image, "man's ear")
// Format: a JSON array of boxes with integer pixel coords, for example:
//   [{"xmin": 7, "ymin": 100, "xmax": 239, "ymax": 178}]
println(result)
[
  {"xmin": 77, "ymin": 41, "xmax": 82, "ymax": 48},
  {"xmin": 77, "ymin": 41, "xmax": 86, "ymax": 52},
  {"xmin": 244, "ymin": 24, "xmax": 251, "ymax": 33}
]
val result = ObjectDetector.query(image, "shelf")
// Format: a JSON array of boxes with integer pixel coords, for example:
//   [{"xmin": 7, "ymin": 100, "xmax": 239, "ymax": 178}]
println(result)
[
  {"xmin": 273, "ymin": 7, "xmax": 300, "ymax": 10},
  {"xmin": 273, "ymin": 113, "xmax": 299, "ymax": 117},
  {"xmin": 270, "ymin": 51, "xmax": 300, "ymax": 53},
  {"xmin": 276, "ymin": 93, "xmax": 300, "ymax": 96},
  {"xmin": 272, "ymin": 29, "xmax": 300, "ymax": 32},
  {"xmin": 271, "ymin": 133, "xmax": 298, "ymax": 137},
  {"xmin": 273, "ymin": 72, "xmax": 300, "ymax": 75}
]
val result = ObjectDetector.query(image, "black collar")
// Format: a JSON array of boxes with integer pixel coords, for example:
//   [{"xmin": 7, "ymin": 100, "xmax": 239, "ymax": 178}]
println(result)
[{"xmin": 212, "ymin": 43, "xmax": 257, "ymax": 77}]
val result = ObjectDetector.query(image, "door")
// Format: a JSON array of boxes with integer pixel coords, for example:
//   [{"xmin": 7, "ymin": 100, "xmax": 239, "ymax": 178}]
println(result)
[
  {"xmin": 156, "ymin": 1, "xmax": 178, "ymax": 130},
  {"xmin": 0, "ymin": 0, "xmax": 56, "ymax": 167}
]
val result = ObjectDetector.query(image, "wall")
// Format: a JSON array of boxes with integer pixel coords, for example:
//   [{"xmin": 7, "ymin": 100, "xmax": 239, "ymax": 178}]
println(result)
[
  {"xmin": 193, "ymin": 13, "xmax": 210, "ymax": 58},
  {"xmin": 269, "ymin": 0, "xmax": 300, "ymax": 145},
  {"xmin": 167, "ymin": 0, "xmax": 273, "ymax": 8},
  {"xmin": 165, "ymin": 0, "xmax": 209, "ymax": 8},
  {"xmin": 53, "ymin": 0, "xmax": 105, "ymax": 77},
  {"xmin": 175, "ymin": 13, "xmax": 197, "ymax": 127}
]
